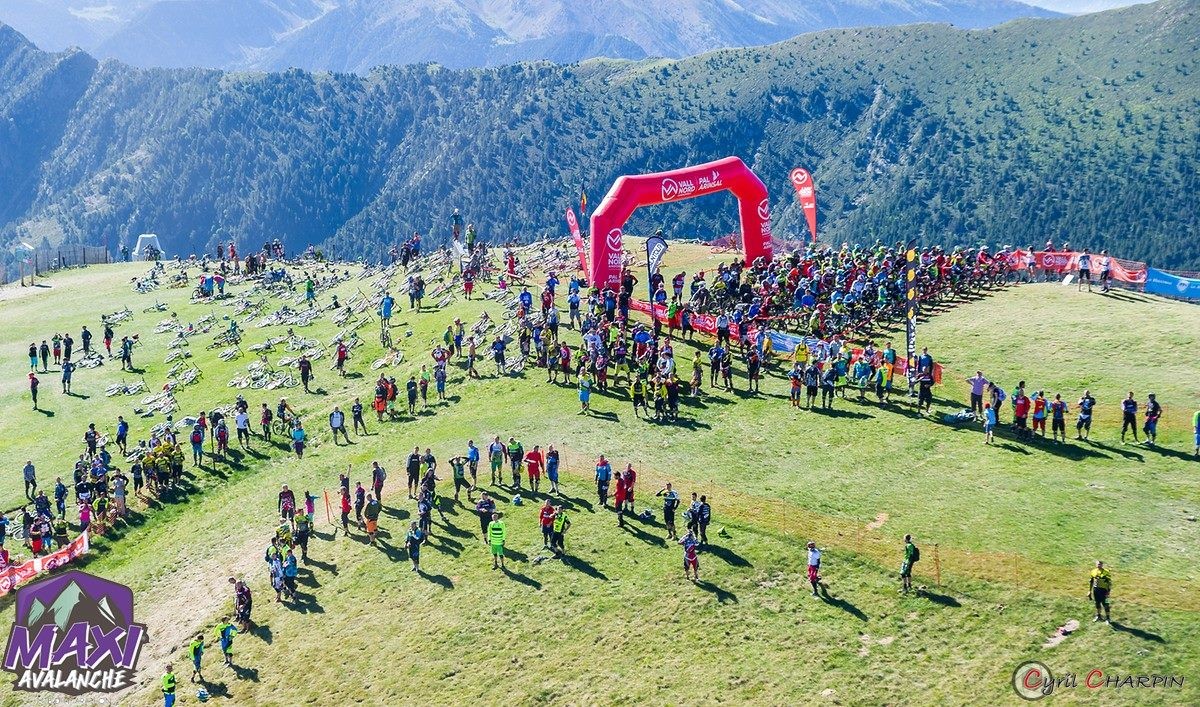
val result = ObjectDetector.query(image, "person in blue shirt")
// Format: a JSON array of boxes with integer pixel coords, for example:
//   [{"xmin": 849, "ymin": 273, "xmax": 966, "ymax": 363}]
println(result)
[
  {"xmin": 595, "ymin": 455, "xmax": 612, "ymax": 507},
  {"xmin": 380, "ymin": 292, "xmax": 395, "ymax": 326},
  {"xmin": 115, "ymin": 416, "xmax": 129, "ymax": 455},
  {"xmin": 282, "ymin": 549, "xmax": 298, "ymax": 600},
  {"xmin": 519, "ymin": 287, "xmax": 533, "ymax": 312},
  {"xmin": 546, "ymin": 273, "xmax": 559, "ymax": 296},
  {"xmin": 983, "ymin": 402, "xmax": 998, "ymax": 445},
  {"xmin": 466, "ymin": 440, "xmax": 480, "ymax": 488}
]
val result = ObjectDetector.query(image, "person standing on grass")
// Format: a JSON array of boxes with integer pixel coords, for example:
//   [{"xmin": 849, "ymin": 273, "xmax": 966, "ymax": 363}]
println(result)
[
  {"xmin": 697, "ymin": 495, "xmax": 711, "ymax": 545},
  {"xmin": 52, "ymin": 334, "xmax": 61, "ymax": 366},
  {"xmin": 545, "ymin": 445, "xmax": 560, "ymax": 495},
  {"xmin": 28, "ymin": 343, "xmax": 38, "ymax": 372},
  {"xmin": 488, "ymin": 436, "xmax": 504, "ymax": 486},
  {"xmin": 1120, "ymin": 391, "xmax": 1139, "ymax": 443},
  {"xmin": 550, "ymin": 506, "xmax": 569, "ymax": 554},
  {"xmin": 448, "ymin": 455, "xmax": 470, "ymax": 502},
  {"xmin": 80, "ymin": 326, "xmax": 92, "ymax": 354},
  {"xmin": 354, "ymin": 482, "xmax": 366, "ymax": 529},
  {"xmin": 190, "ymin": 424, "xmax": 205, "ymax": 467},
  {"xmin": 475, "ymin": 492, "xmax": 496, "ymax": 539},
  {"xmin": 235, "ymin": 407, "xmax": 251, "ymax": 449},
  {"xmin": 525, "ymin": 445, "xmax": 543, "ymax": 495},
  {"xmin": 329, "ymin": 407, "xmax": 350, "ymax": 445},
  {"xmin": 657, "ymin": 483, "xmax": 680, "ymax": 539},
  {"xmin": 298, "ymin": 354, "xmax": 313, "ymax": 393},
  {"xmin": 291, "ymin": 421, "xmax": 307, "ymax": 459},
  {"xmin": 488, "ymin": 512, "xmax": 507, "ymax": 570},
  {"xmin": 188, "ymin": 633, "xmax": 205, "ymax": 683},
  {"xmin": 371, "ymin": 461, "xmax": 386, "ymax": 502},
  {"xmin": 405, "ymin": 521, "xmax": 424, "ymax": 572},
  {"xmin": 338, "ymin": 488, "xmax": 352, "ymax": 537},
  {"xmin": 680, "ymin": 529, "xmax": 700, "ymax": 582},
  {"xmin": 294, "ymin": 512, "xmax": 311, "ymax": 561},
  {"xmin": 363, "ymin": 494, "xmax": 381, "ymax": 544},
  {"xmin": 215, "ymin": 618, "xmax": 237, "ymax": 666},
  {"xmin": 22, "ymin": 461, "xmax": 37, "ymax": 500},
  {"xmin": 1193, "ymin": 408, "xmax": 1200, "ymax": 457},
  {"xmin": 900, "ymin": 534, "xmax": 918, "ymax": 594},
  {"xmin": 28, "ymin": 373, "xmax": 39, "ymax": 410},
  {"xmin": 116, "ymin": 415, "xmax": 129, "ymax": 455},
  {"xmin": 1049, "ymin": 394, "xmax": 1068, "ymax": 443},
  {"xmin": 230, "ymin": 577, "xmax": 252, "ymax": 631},
  {"xmin": 806, "ymin": 541, "xmax": 822, "ymax": 597},
  {"xmin": 162, "ymin": 664, "xmax": 177, "ymax": 707},
  {"xmin": 39, "ymin": 341, "xmax": 49, "ymax": 372},
  {"xmin": 539, "ymin": 499, "xmax": 556, "ymax": 549},
  {"xmin": 1076, "ymin": 390, "xmax": 1096, "ymax": 440},
  {"xmin": 1089, "ymin": 560, "xmax": 1113, "ymax": 624},
  {"xmin": 506, "ymin": 437, "xmax": 524, "ymax": 489},
  {"xmin": 595, "ymin": 455, "xmax": 612, "ymax": 507},
  {"xmin": 1143, "ymin": 393, "xmax": 1162, "ymax": 446},
  {"xmin": 466, "ymin": 440, "xmax": 480, "ymax": 489},
  {"xmin": 407, "ymin": 446, "xmax": 422, "ymax": 498},
  {"xmin": 260, "ymin": 403, "xmax": 274, "ymax": 442},
  {"xmin": 983, "ymin": 402, "xmax": 996, "ymax": 445},
  {"xmin": 60, "ymin": 360, "xmax": 73, "ymax": 395},
  {"xmin": 352, "ymin": 398, "xmax": 367, "ymax": 435}
]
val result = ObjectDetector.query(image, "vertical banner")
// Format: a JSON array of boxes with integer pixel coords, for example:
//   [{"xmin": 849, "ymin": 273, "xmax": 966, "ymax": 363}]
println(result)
[
  {"xmin": 565, "ymin": 208, "xmax": 589, "ymax": 273},
  {"xmin": 645, "ymin": 235, "xmax": 668, "ymax": 305},
  {"xmin": 905, "ymin": 240, "xmax": 918, "ymax": 382},
  {"xmin": 789, "ymin": 167, "xmax": 818, "ymax": 243}
]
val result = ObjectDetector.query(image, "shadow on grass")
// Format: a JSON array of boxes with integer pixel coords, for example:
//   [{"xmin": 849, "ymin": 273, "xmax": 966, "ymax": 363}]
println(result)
[
  {"xmin": 418, "ymin": 570, "xmax": 454, "ymax": 589},
  {"xmin": 695, "ymin": 580, "xmax": 738, "ymax": 604},
  {"xmin": 307, "ymin": 554, "xmax": 340, "ymax": 576},
  {"xmin": 231, "ymin": 664, "xmax": 260, "ymax": 682},
  {"xmin": 34, "ymin": 409, "xmax": 55, "ymax": 417},
  {"xmin": 919, "ymin": 589, "xmax": 962, "ymax": 607},
  {"xmin": 561, "ymin": 553, "xmax": 608, "ymax": 581},
  {"xmin": 250, "ymin": 623, "xmax": 273, "ymax": 644},
  {"xmin": 502, "ymin": 566, "xmax": 541, "ymax": 589},
  {"xmin": 1111, "ymin": 621, "xmax": 1166, "ymax": 643},
  {"xmin": 620, "ymin": 522, "xmax": 666, "ymax": 547},
  {"xmin": 819, "ymin": 589, "xmax": 867, "ymax": 620},
  {"xmin": 705, "ymin": 543, "xmax": 752, "ymax": 568}
]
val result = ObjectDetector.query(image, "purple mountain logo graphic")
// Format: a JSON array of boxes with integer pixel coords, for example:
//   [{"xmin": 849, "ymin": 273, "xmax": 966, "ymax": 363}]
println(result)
[{"xmin": 3, "ymin": 570, "xmax": 147, "ymax": 695}]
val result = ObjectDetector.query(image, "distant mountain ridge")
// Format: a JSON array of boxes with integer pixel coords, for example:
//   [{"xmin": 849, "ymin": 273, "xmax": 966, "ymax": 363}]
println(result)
[
  {"xmin": 2, "ymin": 0, "xmax": 1062, "ymax": 71},
  {"xmin": 0, "ymin": 0, "xmax": 1197, "ymax": 276}
]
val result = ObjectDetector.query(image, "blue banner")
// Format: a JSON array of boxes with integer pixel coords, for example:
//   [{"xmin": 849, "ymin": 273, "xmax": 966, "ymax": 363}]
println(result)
[{"xmin": 1145, "ymin": 268, "xmax": 1200, "ymax": 300}]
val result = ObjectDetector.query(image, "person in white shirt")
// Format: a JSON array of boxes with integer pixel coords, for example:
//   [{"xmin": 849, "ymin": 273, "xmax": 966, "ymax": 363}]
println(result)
[
  {"xmin": 235, "ymin": 410, "xmax": 251, "ymax": 449},
  {"xmin": 1098, "ymin": 250, "xmax": 1112, "ymax": 292},
  {"xmin": 807, "ymin": 541, "xmax": 822, "ymax": 597}
]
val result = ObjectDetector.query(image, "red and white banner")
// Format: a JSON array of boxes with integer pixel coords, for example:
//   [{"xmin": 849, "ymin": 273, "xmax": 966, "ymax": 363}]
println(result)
[
  {"xmin": 788, "ymin": 168, "xmax": 818, "ymax": 243},
  {"xmin": 1004, "ymin": 250, "xmax": 1146, "ymax": 284},
  {"xmin": 565, "ymin": 208, "xmax": 588, "ymax": 273},
  {"xmin": 0, "ymin": 532, "xmax": 91, "ymax": 595}
]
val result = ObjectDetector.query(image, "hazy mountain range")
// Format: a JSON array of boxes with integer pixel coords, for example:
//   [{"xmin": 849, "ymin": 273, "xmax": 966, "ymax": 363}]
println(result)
[{"xmin": 1, "ymin": 0, "xmax": 1064, "ymax": 71}]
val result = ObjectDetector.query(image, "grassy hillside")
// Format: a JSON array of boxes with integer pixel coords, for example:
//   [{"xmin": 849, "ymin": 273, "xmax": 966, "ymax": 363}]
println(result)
[
  {"xmin": 0, "ymin": 242, "xmax": 1196, "ymax": 704},
  {"xmin": 2, "ymin": 0, "xmax": 1199, "ymax": 279}
]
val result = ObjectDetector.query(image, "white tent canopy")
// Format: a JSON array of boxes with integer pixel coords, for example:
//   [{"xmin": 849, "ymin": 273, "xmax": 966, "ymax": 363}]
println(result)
[{"xmin": 133, "ymin": 233, "xmax": 164, "ymax": 260}]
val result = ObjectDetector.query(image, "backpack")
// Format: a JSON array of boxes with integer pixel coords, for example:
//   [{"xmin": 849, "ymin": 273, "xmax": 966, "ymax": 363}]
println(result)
[
  {"xmin": 191, "ymin": 430, "xmax": 202, "ymax": 444},
  {"xmin": 911, "ymin": 544, "xmax": 921, "ymax": 563}
]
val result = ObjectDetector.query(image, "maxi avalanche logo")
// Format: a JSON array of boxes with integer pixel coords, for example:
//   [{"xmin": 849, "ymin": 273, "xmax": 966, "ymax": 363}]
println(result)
[{"xmin": 3, "ymin": 570, "xmax": 147, "ymax": 695}]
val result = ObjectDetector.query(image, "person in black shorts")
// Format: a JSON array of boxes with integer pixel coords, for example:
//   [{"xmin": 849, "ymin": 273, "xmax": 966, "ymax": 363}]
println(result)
[
  {"xmin": 1120, "ymin": 391, "xmax": 1139, "ymax": 443},
  {"xmin": 406, "ymin": 446, "xmax": 422, "ymax": 499},
  {"xmin": 1076, "ymin": 251, "xmax": 1092, "ymax": 292},
  {"xmin": 1076, "ymin": 390, "xmax": 1096, "ymax": 440}
]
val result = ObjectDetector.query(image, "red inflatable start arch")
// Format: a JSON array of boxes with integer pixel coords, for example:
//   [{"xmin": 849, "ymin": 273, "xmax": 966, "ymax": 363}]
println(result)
[{"xmin": 588, "ymin": 156, "xmax": 773, "ymax": 289}]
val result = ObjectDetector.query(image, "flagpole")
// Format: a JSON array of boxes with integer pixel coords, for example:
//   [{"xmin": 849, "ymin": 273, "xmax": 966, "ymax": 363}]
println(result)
[{"xmin": 646, "ymin": 239, "xmax": 655, "ymax": 329}]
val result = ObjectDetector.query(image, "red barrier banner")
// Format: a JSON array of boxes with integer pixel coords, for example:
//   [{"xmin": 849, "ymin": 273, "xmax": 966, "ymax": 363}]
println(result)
[
  {"xmin": 1006, "ymin": 250, "xmax": 1146, "ymax": 284},
  {"xmin": 788, "ymin": 168, "xmax": 818, "ymax": 242},
  {"xmin": 0, "ymin": 531, "xmax": 91, "ymax": 595},
  {"xmin": 565, "ymin": 208, "xmax": 588, "ymax": 273}
]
